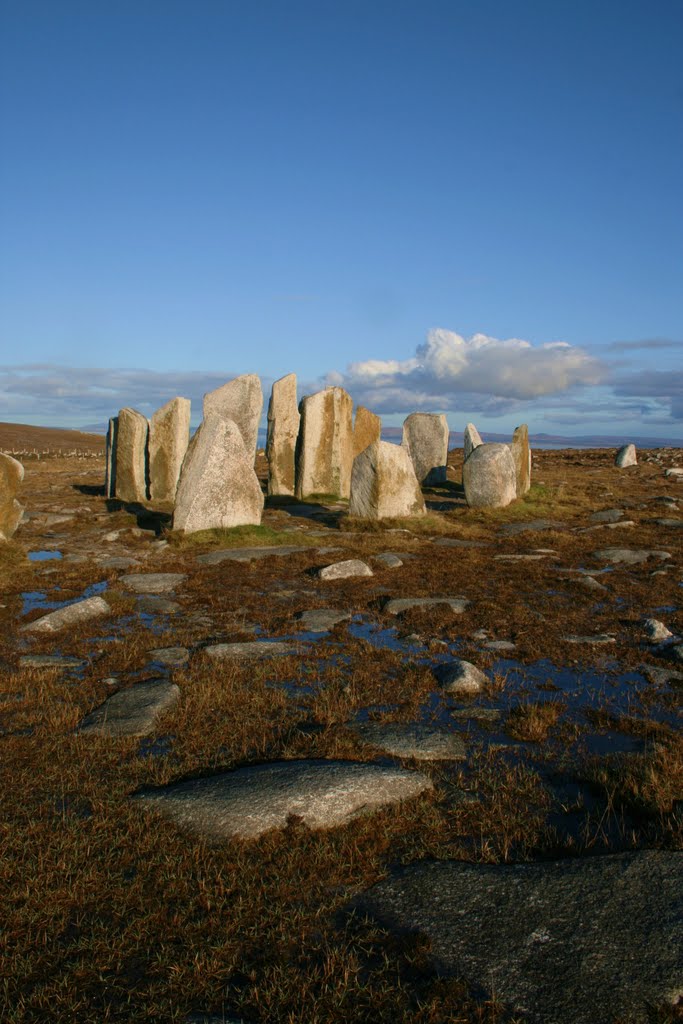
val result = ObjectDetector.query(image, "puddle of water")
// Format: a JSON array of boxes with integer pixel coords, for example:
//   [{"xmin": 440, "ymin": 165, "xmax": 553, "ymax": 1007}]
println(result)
[
  {"xmin": 28, "ymin": 550, "xmax": 63, "ymax": 562},
  {"xmin": 21, "ymin": 580, "xmax": 108, "ymax": 617}
]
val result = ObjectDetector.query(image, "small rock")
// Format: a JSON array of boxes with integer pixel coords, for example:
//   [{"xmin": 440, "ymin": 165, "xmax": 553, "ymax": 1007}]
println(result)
[
  {"xmin": 137, "ymin": 596, "xmax": 182, "ymax": 614},
  {"xmin": 483, "ymin": 640, "xmax": 516, "ymax": 651},
  {"xmin": 563, "ymin": 634, "xmax": 616, "ymax": 644},
  {"xmin": 78, "ymin": 679, "xmax": 180, "ymax": 737},
  {"xmin": 593, "ymin": 548, "xmax": 671, "ymax": 565},
  {"xmin": 18, "ymin": 654, "xmax": 86, "ymax": 670},
  {"xmin": 21, "ymin": 596, "xmax": 110, "ymax": 634},
  {"xmin": 148, "ymin": 646, "xmax": 190, "ymax": 666},
  {"xmin": 642, "ymin": 619, "xmax": 674, "ymax": 642},
  {"xmin": 433, "ymin": 537, "xmax": 489, "ymax": 548},
  {"xmin": 589, "ymin": 509, "xmax": 624, "ymax": 524},
  {"xmin": 98, "ymin": 556, "xmax": 141, "ymax": 569},
  {"xmin": 434, "ymin": 659, "xmax": 487, "ymax": 693},
  {"xmin": 384, "ymin": 597, "xmax": 469, "ymax": 616},
  {"xmin": 498, "ymin": 520, "xmax": 562, "ymax": 535},
  {"xmin": 350, "ymin": 721, "xmax": 466, "ymax": 761},
  {"xmin": 197, "ymin": 546, "xmax": 305, "ymax": 565},
  {"xmin": 664, "ymin": 468, "xmax": 683, "ymax": 479},
  {"xmin": 119, "ymin": 573, "xmax": 186, "ymax": 594},
  {"xmin": 295, "ymin": 609, "xmax": 351, "ymax": 632},
  {"xmin": 318, "ymin": 559, "xmax": 373, "ymax": 580},
  {"xmin": 204, "ymin": 640, "xmax": 300, "ymax": 660},
  {"xmin": 373, "ymin": 552, "xmax": 404, "ymax": 568}
]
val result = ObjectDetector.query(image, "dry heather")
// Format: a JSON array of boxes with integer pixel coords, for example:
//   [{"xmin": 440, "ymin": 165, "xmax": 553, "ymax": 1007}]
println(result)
[{"xmin": 0, "ymin": 432, "xmax": 682, "ymax": 1022}]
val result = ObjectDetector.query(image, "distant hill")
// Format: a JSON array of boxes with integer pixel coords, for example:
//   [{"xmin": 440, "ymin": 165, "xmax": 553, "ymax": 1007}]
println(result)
[{"xmin": 0, "ymin": 421, "xmax": 105, "ymax": 454}]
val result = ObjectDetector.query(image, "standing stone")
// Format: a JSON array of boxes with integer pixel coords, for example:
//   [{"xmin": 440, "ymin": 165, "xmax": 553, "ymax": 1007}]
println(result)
[
  {"xmin": 203, "ymin": 374, "xmax": 263, "ymax": 462},
  {"xmin": 104, "ymin": 416, "xmax": 118, "ymax": 498},
  {"xmin": 349, "ymin": 440, "xmax": 426, "ymax": 519},
  {"xmin": 463, "ymin": 443, "xmax": 517, "ymax": 509},
  {"xmin": 266, "ymin": 373, "xmax": 300, "ymax": 497},
  {"xmin": 0, "ymin": 453, "xmax": 24, "ymax": 541},
  {"xmin": 402, "ymin": 413, "xmax": 449, "ymax": 486},
  {"xmin": 615, "ymin": 443, "xmax": 637, "ymax": 468},
  {"xmin": 353, "ymin": 405, "xmax": 382, "ymax": 458},
  {"xmin": 463, "ymin": 422, "xmax": 483, "ymax": 460},
  {"xmin": 295, "ymin": 387, "xmax": 354, "ymax": 500},
  {"xmin": 173, "ymin": 414, "xmax": 264, "ymax": 533},
  {"xmin": 510, "ymin": 423, "xmax": 531, "ymax": 496},
  {"xmin": 114, "ymin": 408, "xmax": 149, "ymax": 503},
  {"xmin": 149, "ymin": 397, "xmax": 191, "ymax": 503}
]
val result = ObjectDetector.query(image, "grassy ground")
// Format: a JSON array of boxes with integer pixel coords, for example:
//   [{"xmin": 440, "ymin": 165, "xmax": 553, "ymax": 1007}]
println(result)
[{"xmin": 1, "ymin": 440, "xmax": 682, "ymax": 1022}]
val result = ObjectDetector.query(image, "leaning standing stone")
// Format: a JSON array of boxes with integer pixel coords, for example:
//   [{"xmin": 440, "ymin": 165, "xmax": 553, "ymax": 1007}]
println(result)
[
  {"xmin": 510, "ymin": 423, "xmax": 531, "ymax": 496},
  {"xmin": 148, "ymin": 397, "xmax": 191, "ymax": 503},
  {"xmin": 353, "ymin": 405, "xmax": 382, "ymax": 458},
  {"xmin": 115, "ymin": 407, "xmax": 149, "ymax": 502},
  {"xmin": 463, "ymin": 422, "xmax": 483, "ymax": 460},
  {"xmin": 463, "ymin": 442, "xmax": 517, "ymax": 509},
  {"xmin": 295, "ymin": 386, "xmax": 354, "ymax": 499},
  {"xmin": 0, "ymin": 452, "xmax": 25, "ymax": 541},
  {"xmin": 203, "ymin": 374, "xmax": 263, "ymax": 462},
  {"xmin": 173, "ymin": 414, "xmax": 264, "ymax": 533},
  {"xmin": 402, "ymin": 413, "xmax": 449, "ymax": 485},
  {"xmin": 104, "ymin": 416, "xmax": 118, "ymax": 498},
  {"xmin": 266, "ymin": 373, "xmax": 300, "ymax": 496},
  {"xmin": 615, "ymin": 443, "xmax": 637, "ymax": 468},
  {"xmin": 349, "ymin": 440, "xmax": 426, "ymax": 519}
]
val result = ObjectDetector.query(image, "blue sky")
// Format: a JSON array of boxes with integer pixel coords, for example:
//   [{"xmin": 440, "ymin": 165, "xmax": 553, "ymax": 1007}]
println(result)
[{"xmin": 1, "ymin": 0, "xmax": 682, "ymax": 438}]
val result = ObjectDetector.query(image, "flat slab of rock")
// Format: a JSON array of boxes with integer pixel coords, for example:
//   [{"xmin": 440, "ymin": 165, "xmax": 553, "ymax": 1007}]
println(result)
[
  {"xmin": 373, "ymin": 552, "xmax": 404, "ymax": 568},
  {"xmin": 318, "ymin": 559, "xmax": 373, "ymax": 580},
  {"xmin": 353, "ymin": 850, "xmax": 683, "ymax": 1024},
  {"xmin": 433, "ymin": 537, "xmax": 489, "ymax": 549},
  {"xmin": 138, "ymin": 595, "xmax": 182, "ymax": 615},
  {"xmin": 133, "ymin": 759, "xmax": 432, "ymax": 840},
  {"xmin": 204, "ymin": 640, "xmax": 300, "ymax": 660},
  {"xmin": 295, "ymin": 608, "xmax": 351, "ymax": 632},
  {"xmin": 589, "ymin": 508, "xmax": 624, "ymax": 524},
  {"xmin": 119, "ymin": 573, "xmax": 186, "ymax": 593},
  {"xmin": 197, "ymin": 546, "xmax": 305, "ymax": 565},
  {"xmin": 21, "ymin": 595, "xmax": 110, "ymax": 634},
  {"xmin": 148, "ymin": 646, "xmax": 190, "ymax": 666},
  {"xmin": 350, "ymin": 721, "xmax": 466, "ymax": 761},
  {"xmin": 19, "ymin": 654, "xmax": 86, "ymax": 670},
  {"xmin": 78, "ymin": 679, "xmax": 180, "ymax": 737},
  {"xmin": 563, "ymin": 634, "xmax": 616, "ymax": 645},
  {"xmin": 433, "ymin": 659, "xmax": 487, "ymax": 693},
  {"xmin": 593, "ymin": 547, "xmax": 671, "ymax": 565},
  {"xmin": 384, "ymin": 597, "xmax": 469, "ymax": 616},
  {"xmin": 499, "ymin": 519, "xmax": 562, "ymax": 535}
]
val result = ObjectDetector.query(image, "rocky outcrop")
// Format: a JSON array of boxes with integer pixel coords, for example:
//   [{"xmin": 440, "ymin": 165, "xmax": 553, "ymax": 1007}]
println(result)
[
  {"xmin": 266, "ymin": 373, "xmax": 300, "ymax": 496},
  {"xmin": 402, "ymin": 413, "xmax": 449, "ymax": 485},
  {"xmin": 349, "ymin": 440, "xmax": 426, "ymax": 519},
  {"xmin": 295, "ymin": 387, "xmax": 354, "ymax": 500},
  {"xmin": 149, "ymin": 397, "xmax": 191, "ymax": 503},
  {"xmin": 463, "ymin": 442, "xmax": 516, "ymax": 509}
]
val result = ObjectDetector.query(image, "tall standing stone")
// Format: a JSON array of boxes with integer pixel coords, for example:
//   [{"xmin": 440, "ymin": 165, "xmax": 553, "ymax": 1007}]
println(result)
[
  {"xmin": 104, "ymin": 416, "xmax": 118, "ymax": 498},
  {"xmin": 349, "ymin": 441, "xmax": 426, "ymax": 519},
  {"xmin": 353, "ymin": 406, "xmax": 382, "ymax": 458},
  {"xmin": 173, "ymin": 414, "xmax": 264, "ymax": 533},
  {"xmin": 402, "ymin": 413, "xmax": 449, "ymax": 486},
  {"xmin": 115, "ymin": 408, "xmax": 149, "ymax": 503},
  {"xmin": 463, "ymin": 422, "xmax": 483, "ymax": 461},
  {"xmin": 0, "ymin": 453, "xmax": 24, "ymax": 541},
  {"xmin": 266, "ymin": 373, "xmax": 300, "ymax": 497},
  {"xmin": 463, "ymin": 443, "xmax": 517, "ymax": 509},
  {"xmin": 295, "ymin": 387, "xmax": 354, "ymax": 500},
  {"xmin": 203, "ymin": 374, "xmax": 263, "ymax": 462},
  {"xmin": 149, "ymin": 397, "xmax": 191, "ymax": 503},
  {"xmin": 510, "ymin": 423, "xmax": 531, "ymax": 496}
]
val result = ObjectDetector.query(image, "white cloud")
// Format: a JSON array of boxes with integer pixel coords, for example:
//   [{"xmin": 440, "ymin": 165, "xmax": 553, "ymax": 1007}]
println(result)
[{"xmin": 324, "ymin": 328, "xmax": 604, "ymax": 415}]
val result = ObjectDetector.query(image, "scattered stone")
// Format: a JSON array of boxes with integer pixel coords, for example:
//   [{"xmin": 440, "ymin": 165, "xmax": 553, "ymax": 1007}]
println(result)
[
  {"xmin": 463, "ymin": 422, "xmax": 483, "ymax": 460},
  {"xmin": 78, "ymin": 679, "xmax": 180, "ymax": 737},
  {"xmin": 463, "ymin": 443, "xmax": 516, "ymax": 509},
  {"xmin": 148, "ymin": 646, "xmax": 190, "ymax": 667},
  {"xmin": 451, "ymin": 706, "xmax": 501, "ymax": 723},
  {"xmin": 350, "ymin": 721, "xmax": 466, "ymax": 760},
  {"xmin": 433, "ymin": 659, "xmax": 487, "ymax": 693},
  {"xmin": 352, "ymin": 405, "xmax": 382, "ymax": 458},
  {"xmin": 318, "ymin": 559, "xmax": 373, "ymax": 580},
  {"xmin": 353, "ymin": 850, "xmax": 683, "ymax": 1024},
  {"xmin": 642, "ymin": 619, "xmax": 674, "ymax": 642},
  {"xmin": 132, "ymin": 759, "xmax": 432, "ymax": 840},
  {"xmin": 295, "ymin": 609, "xmax": 351, "ymax": 632},
  {"xmin": 373, "ymin": 552, "xmax": 403, "ymax": 568},
  {"xmin": 349, "ymin": 440, "xmax": 426, "ymax": 519},
  {"xmin": 119, "ymin": 573, "xmax": 186, "ymax": 594},
  {"xmin": 295, "ymin": 386, "xmax": 354, "ymax": 500},
  {"xmin": 593, "ymin": 547, "xmax": 671, "ymax": 565},
  {"xmin": 21, "ymin": 596, "xmax": 110, "ymax": 634},
  {"xmin": 570, "ymin": 574, "xmax": 608, "ymax": 593},
  {"xmin": 137, "ymin": 596, "xmax": 182, "ymax": 615},
  {"xmin": 104, "ymin": 416, "xmax": 118, "ymax": 498},
  {"xmin": 615, "ymin": 443, "xmax": 637, "ymax": 468},
  {"xmin": 401, "ymin": 412, "xmax": 449, "ymax": 486},
  {"xmin": 433, "ymin": 537, "xmax": 489, "ymax": 548},
  {"xmin": 578, "ymin": 520, "xmax": 636, "ymax": 533},
  {"xmin": 18, "ymin": 654, "xmax": 86, "ymax": 670},
  {"xmin": 148, "ymin": 396, "xmax": 191, "ymax": 503},
  {"xmin": 483, "ymin": 640, "xmax": 515, "ymax": 651},
  {"xmin": 384, "ymin": 597, "xmax": 469, "ymax": 616},
  {"xmin": 173, "ymin": 415, "xmax": 264, "ymax": 533},
  {"xmin": 643, "ymin": 664, "xmax": 683, "ymax": 685},
  {"xmin": 203, "ymin": 374, "xmax": 263, "ymax": 461},
  {"xmin": 664, "ymin": 467, "xmax": 683, "ymax": 479},
  {"xmin": 655, "ymin": 518, "xmax": 683, "ymax": 528},
  {"xmin": 563, "ymin": 634, "xmax": 616, "ymax": 644},
  {"xmin": 197, "ymin": 545, "xmax": 305, "ymax": 565},
  {"xmin": 494, "ymin": 553, "xmax": 551, "ymax": 562},
  {"xmin": 510, "ymin": 423, "xmax": 531, "ymax": 496},
  {"xmin": 114, "ymin": 407, "xmax": 149, "ymax": 502},
  {"xmin": 499, "ymin": 519, "xmax": 561, "ymax": 535},
  {"xmin": 266, "ymin": 373, "xmax": 300, "ymax": 497},
  {"xmin": 589, "ymin": 508, "xmax": 624, "ymax": 523},
  {"xmin": 97, "ymin": 556, "xmax": 141, "ymax": 569},
  {"xmin": 0, "ymin": 452, "xmax": 25, "ymax": 541},
  {"xmin": 204, "ymin": 640, "xmax": 300, "ymax": 660}
]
